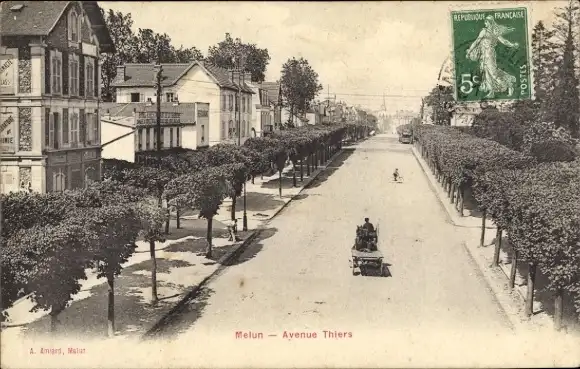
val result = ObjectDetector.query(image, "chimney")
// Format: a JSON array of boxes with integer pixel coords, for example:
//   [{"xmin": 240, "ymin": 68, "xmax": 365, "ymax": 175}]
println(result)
[
  {"xmin": 232, "ymin": 70, "xmax": 241, "ymax": 84},
  {"xmin": 115, "ymin": 65, "xmax": 126, "ymax": 83}
]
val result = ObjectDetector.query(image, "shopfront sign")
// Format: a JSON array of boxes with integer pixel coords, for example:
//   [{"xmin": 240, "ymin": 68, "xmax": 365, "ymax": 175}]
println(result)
[
  {"xmin": 0, "ymin": 111, "xmax": 15, "ymax": 153},
  {"xmin": 0, "ymin": 54, "xmax": 16, "ymax": 95}
]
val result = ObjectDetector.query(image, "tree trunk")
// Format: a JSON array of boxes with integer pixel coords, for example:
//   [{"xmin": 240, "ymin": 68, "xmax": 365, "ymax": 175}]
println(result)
[
  {"xmin": 459, "ymin": 185, "xmax": 465, "ymax": 216},
  {"xmin": 509, "ymin": 251, "xmax": 518, "ymax": 290},
  {"xmin": 450, "ymin": 184, "xmax": 455, "ymax": 203},
  {"xmin": 176, "ymin": 206, "xmax": 181, "ymax": 229},
  {"xmin": 480, "ymin": 209, "xmax": 486, "ymax": 247},
  {"xmin": 307, "ymin": 155, "xmax": 311, "ymax": 176},
  {"xmin": 447, "ymin": 179, "xmax": 453, "ymax": 198},
  {"xmin": 165, "ymin": 206, "xmax": 170, "ymax": 235},
  {"xmin": 49, "ymin": 305, "xmax": 63, "ymax": 334},
  {"xmin": 300, "ymin": 158, "xmax": 304, "ymax": 182},
  {"xmin": 107, "ymin": 275, "xmax": 115, "ymax": 337},
  {"xmin": 206, "ymin": 216, "xmax": 213, "ymax": 258},
  {"xmin": 455, "ymin": 186, "xmax": 461, "ymax": 208},
  {"xmin": 492, "ymin": 228, "xmax": 502, "ymax": 267},
  {"xmin": 525, "ymin": 263, "xmax": 537, "ymax": 318},
  {"xmin": 554, "ymin": 289, "xmax": 564, "ymax": 331},
  {"xmin": 292, "ymin": 163, "xmax": 297, "ymax": 187},
  {"xmin": 150, "ymin": 240, "xmax": 158, "ymax": 304},
  {"xmin": 278, "ymin": 170, "xmax": 282, "ymax": 197},
  {"xmin": 251, "ymin": 175, "xmax": 255, "ymax": 184},
  {"xmin": 231, "ymin": 195, "xmax": 237, "ymax": 221}
]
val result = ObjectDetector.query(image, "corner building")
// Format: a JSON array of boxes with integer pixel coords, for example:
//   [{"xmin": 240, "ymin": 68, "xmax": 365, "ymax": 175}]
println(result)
[{"xmin": 0, "ymin": 1, "xmax": 114, "ymax": 193}]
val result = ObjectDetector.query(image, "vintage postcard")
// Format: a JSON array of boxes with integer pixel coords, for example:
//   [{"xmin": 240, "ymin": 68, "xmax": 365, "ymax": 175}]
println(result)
[{"xmin": 1, "ymin": 1, "xmax": 580, "ymax": 368}]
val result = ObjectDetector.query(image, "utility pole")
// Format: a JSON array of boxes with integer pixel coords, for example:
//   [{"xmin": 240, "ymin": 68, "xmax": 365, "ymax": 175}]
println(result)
[
  {"xmin": 154, "ymin": 63, "xmax": 163, "ymax": 159},
  {"xmin": 235, "ymin": 49, "xmax": 248, "ymax": 231}
]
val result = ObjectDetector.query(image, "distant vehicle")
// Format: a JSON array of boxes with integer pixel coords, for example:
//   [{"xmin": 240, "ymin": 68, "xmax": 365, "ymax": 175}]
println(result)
[{"xmin": 398, "ymin": 130, "xmax": 412, "ymax": 144}]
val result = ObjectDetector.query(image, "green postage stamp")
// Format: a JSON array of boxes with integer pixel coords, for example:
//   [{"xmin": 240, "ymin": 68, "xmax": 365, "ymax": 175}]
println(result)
[{"xmin": 451, "ymin": 8, "xmax": 531, "ymax": 102}]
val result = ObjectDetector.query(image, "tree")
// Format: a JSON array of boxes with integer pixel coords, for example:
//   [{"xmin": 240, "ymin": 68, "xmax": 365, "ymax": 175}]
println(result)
[
  {"xmin": 551, "ymin": 1, "xmax": 580, "ymax": 138},
  {"xmin": 165, "ymin": 169, "xmax": 228, "ymax": 258},
  {"xmin": 100, "ymin": 9, "xmax": 138, "ymax": 101},
  {"xmin": 423, "ymin": 85, "xmax": 454, "ymax": 125},
  {"xmin": 135, "ymin": 197, "xmax": 166, "ymax": 304},
  {"xmin": 173, "ymin": 46, "xmax": 204, "ymax": 63},
  {"xmin": 280, "ymin": 57, "xmax": 323, "ymax": 124},
  {"xmin": 3, "ymin": 218, "xmax": 93, "ymax": 333},
  {"xmin": 206, "ymin": 33, "xmax": 270, "ymax": 82},
  {"xmin": 85, "ymin": 205, "xmax": 141, "ymax": 337}
]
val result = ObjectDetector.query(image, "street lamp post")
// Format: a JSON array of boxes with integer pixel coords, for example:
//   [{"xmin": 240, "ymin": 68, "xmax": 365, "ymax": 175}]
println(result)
[{"xmin": 236, "ymin": 50, "xmax": 249, "ymax": 231}]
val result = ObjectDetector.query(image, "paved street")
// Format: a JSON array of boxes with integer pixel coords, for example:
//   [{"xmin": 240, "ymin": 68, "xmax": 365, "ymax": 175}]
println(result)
[{"xmin": 142, "ymin": 135, "xmax": 566, "ymax": 367}]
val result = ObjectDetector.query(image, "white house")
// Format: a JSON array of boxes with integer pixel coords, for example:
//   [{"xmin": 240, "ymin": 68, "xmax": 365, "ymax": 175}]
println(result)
[
  {"xmin": 111, "ymin": 61, "xmax": 254, "ymax": 147},
  {"xmin": 100, "ymin": 102, "xmax": 204, "ymax": 163}
]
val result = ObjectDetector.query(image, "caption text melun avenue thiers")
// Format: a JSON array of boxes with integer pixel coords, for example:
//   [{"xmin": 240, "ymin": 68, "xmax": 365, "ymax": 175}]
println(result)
[{"xmin": 236, "ymin": 330, "xmax": 353, "ymax": 340}]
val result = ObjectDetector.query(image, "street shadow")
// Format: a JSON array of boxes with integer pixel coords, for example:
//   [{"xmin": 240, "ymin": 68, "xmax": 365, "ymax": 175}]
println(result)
[
  {"xmin": 164, "ymin": 218, "xmax": 228, "ymax": 241},
  {"xmin": 463, "ymin": 186, "xmax": 484, "ymax": 218},
  {"xmin": 224, "ymin": 227, "xmax": 278, "ymax": 266},
  {"xmin": 146, "ymin": 286, "xmax": 215, "ymax": 340},
  {"xmin": 359, "ymin": 262, "xmax": 392, "ymax": 278},
  {"xmin": 497, "ymin": 236, "xmax": 580, "ymax": 333},
  {"xmin": 260, "ymin": 170, "xmax": 299, "ymax": 191},
  {"xmin": 225, "ymin": 192, "xmax": 285, "ymax": 213},
  {"xmin": 21, "ymin": 258, "xmax": 196, "ymax": 340}
]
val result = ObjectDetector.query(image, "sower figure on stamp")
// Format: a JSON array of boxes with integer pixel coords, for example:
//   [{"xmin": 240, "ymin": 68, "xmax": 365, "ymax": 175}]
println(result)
[{"xmin": 466, "ymin": 15, "xmax": 519, "ymax": 98}]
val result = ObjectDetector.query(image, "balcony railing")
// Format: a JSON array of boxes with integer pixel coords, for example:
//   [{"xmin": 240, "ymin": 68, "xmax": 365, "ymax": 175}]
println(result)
[{"xmin": 137, "ymin": 112, "xmax": 181, "ymax": 126}]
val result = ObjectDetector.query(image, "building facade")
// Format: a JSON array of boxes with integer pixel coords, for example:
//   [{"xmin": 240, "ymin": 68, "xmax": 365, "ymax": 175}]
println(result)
[
  {"xmin": 0, "ymin": 1, "xmax": 114, "ymax": 194},
  {"xmin": 100, "ymin": 102, "xmax": 204, "ymax": 163},
  {"xmin": 111, "ymin": 61, "xmax": 254, "ymax": 147}
]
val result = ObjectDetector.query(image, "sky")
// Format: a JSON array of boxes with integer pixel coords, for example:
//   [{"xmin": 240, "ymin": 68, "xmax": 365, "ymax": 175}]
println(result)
[{"xmin": 99, "ymin": 1, "xmax": 568, "ymax": 113}]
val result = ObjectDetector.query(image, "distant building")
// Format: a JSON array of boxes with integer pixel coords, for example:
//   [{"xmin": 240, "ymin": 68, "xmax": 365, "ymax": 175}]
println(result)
[
  {"xmin": 111, "ymin": 61, "xmax": 254, "ymax": 146},
  {"xmin": 0, "ymin": 1, "xmax": 114, "ymax": 193}
]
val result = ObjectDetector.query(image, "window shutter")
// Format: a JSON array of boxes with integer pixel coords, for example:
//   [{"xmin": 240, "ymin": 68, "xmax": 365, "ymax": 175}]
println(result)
[
  {"xmin": 45, "ymin": 48, "xmax": 51, "ymax": 94},
  {"xmin": 45, "ymin": 108, "xmax": 51, "ymax": 147},
  {"xmin": 62, "ymin": 108, "xmax": 69, "ymax": 144},
  {"xmin": 62, "ymin": 51, "xmax": 69, "ymax": 95},
  {"xmin": 93, "ymin": 109, "xmax": 99, "ymax": 143},
  {"xmin": 79, "ymin": 111, "xmax": 86, "ymax": 144},
  {"xmin": 94, "ymin": 59, "xmax": 99, "ymax": 97},
  {"xmin": 79, "ymin": 55, "xmax": 85, "ymax": 97}
]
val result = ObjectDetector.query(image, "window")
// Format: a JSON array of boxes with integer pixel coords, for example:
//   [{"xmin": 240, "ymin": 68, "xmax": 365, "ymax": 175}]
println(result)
[
  {"xmin": 160, "ymin": 128, "xmax": 164, "ymax": 148},
  {"xmin": 86, "ymin": 59, "xmax": 94, "ymax": 98},
  {"xmin": 228, "ymin": 120, "xmax": 234, "ymax": 138},
  {"xmin": 201, "ymin": 125, "xmax": 205, "ymax": 142},
  {"xmin": 221, "ymin": 120, "xmax": 226, "ymax": 139},
  {"xmin": 69, "ymin": 11, "xmax": 80, "ymax": 42},
  {"xmin": 70, "ymin": 113, "xmax": 79, "ymax": 144},
  {"xmin": 62, "ymin": 109, "xmax": 69, "ymax": 145},
  {"xmin": 130, "ymin": 93, "xmax": 141, "ymax": 102},
  {"xmin": 137, "ymin": 129, "xmax": 143, "ymax": 151},
  {"xmin": 166, "ymin": 93, "xmax": 174, "ymax": 102},
  {"xmin": 242, "ymin": 120, "xmax": 246, "ymax": 137},
  {"xmin": 153, "ymin": 128, "xmax": 157, "ymax": 149},
  {"xmin": 146, "ymin": 128, "xmax": 150, "ymax": 150},
  {"xmin": 86, "ymin": 112, "xmax": 94, "ymax": 144},
  {"xmin": 53, "ymin": 168, "xmax": 66, "ymax": 192},
  {"xmin": 242, "ymin": 97, "xmax": 246, "ymax": 113},
  {"xmin": 176, "ymin": 127, "xmax": 180, "ymax": 147},
  {"xmin": 71, "ymin": 168, "xmax": 82, "ymax": 189},
  {"xmin": 51, "ymin": 53, "xmax": 62, "ymax": 94},
  {"xmin": 221, "ymin": 94, "xmax": 226, "ymax": 111},
  {"xmin": 228, "ymin": 95, "xmax": 233, "ymax": 111},
  {"xmin": 69, "ymin": 54, "xmax": 79, "ymax": 95}
]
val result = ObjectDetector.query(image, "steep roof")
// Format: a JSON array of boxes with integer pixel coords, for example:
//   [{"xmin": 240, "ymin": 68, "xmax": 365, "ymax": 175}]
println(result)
[
  {"xmin": 100, "ymin": 102, "xmax": 198, "ymax": 123},
  {"xmin": 0, "ymin": 1, "xmax": 114, "ymax": 53},
  {"xmin": 112, "ymin": 61, "xmax": 254, "ymax": 93}
]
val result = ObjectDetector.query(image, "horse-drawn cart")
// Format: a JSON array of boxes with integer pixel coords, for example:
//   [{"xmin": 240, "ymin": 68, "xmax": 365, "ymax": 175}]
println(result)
[{"xmin": 350, "ymin": 224, "xmax": 387, "ymax": 277}]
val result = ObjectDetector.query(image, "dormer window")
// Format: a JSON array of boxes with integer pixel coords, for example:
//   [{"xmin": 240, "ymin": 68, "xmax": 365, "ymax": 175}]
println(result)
[{"xmin": 68, "ymin": 10, "xmax": 81, "ymax": 42}]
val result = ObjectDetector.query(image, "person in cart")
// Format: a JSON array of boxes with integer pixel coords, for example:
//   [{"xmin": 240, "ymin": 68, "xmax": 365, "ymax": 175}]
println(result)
[{"xmin": 361, "ymin": 218, "xmax": 377, "ymax": 250}]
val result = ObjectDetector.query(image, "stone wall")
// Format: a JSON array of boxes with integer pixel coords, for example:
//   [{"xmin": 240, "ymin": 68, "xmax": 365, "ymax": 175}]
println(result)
[
  {"xmin": 18, "ymin": 46, "xmax": 31, "ymax": 93},
  {"xmin": 18, "ymin": 107, "xmax": 32, "ymax": 151}
]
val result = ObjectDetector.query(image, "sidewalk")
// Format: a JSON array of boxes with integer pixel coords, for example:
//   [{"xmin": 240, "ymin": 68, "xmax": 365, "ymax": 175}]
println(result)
[
  {"xmin": 1, "ymin": 147, "xmax": 347, "ymax": 342},
  {"xmin": 411, "ymin": 144, "xmax": 580, "ymax": 337}
]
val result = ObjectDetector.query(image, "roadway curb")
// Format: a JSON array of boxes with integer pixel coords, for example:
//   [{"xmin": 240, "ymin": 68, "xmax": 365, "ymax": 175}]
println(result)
[
  {"xmin": 142, "ymin": 145, "xmax": 352, "ymax": 338},
  {"xmin": 410, "ymin": 145, "xmax": 495, "ymax": 230},
  {"xmin": 412, "ymin": 144, "xmax": 528, "ymax": 332}
]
